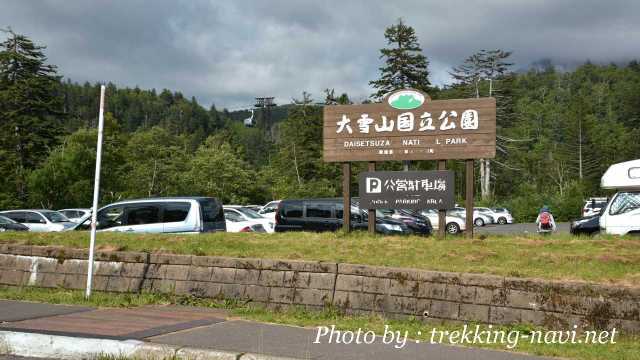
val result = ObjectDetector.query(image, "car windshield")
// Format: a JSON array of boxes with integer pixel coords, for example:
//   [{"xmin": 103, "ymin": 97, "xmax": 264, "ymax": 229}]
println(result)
[
  {"xmin": 609, "ymin": 192, "xmax": 640, "ymax": 216},
  {"xmin": 40, "ymin": 211, "xmax": 70, "ymax": 223},
  {"xmin": 236, "ymin": 207, "xmax": 264, "ymax": 219},
  {"xmin": 0, "ymin": 215, "xmax": 16, "ymax": 224}
]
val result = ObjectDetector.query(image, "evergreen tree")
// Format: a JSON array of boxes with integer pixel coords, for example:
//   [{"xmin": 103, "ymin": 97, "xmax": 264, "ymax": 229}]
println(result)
[
  {"xmin": 0, "ymin": 28, "xmax": 64, "ymax": 203},
  {"xmin": 369, "ymin": 19, "xmax": 431, "ymax": 100},
  {"xmin": 450, "ymin": 49, "xmax": 514, "ymax": 200},
  {"xmin": 28, "ymin": 113, "xmax": 125, "ymax": 208}
]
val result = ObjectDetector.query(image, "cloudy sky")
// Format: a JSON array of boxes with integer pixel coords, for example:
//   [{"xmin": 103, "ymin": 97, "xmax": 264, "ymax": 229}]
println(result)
[{"xmin": 2, "ymin": 0, "xmax": 639, "ymax": 109}]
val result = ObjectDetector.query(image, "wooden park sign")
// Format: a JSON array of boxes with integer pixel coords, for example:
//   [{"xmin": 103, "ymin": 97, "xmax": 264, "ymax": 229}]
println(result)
[
  {"xmin": 323, "ymin": 89, "xmax": 496, "ymax": 162},
  {"xmin": 322, "ymin": 89, "xmax": 496, "ymax": 238}
]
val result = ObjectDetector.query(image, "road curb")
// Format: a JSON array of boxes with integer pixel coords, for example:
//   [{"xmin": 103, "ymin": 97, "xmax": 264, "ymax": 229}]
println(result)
[{"xmin": 0, "ymin": 330, "xmax": 301, "ymax": 360}]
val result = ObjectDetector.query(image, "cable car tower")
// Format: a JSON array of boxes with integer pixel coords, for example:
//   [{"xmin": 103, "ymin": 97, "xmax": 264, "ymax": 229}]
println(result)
[{"xmin": 255, "ymin": 97, "xmax": 276, "ymax": 137}]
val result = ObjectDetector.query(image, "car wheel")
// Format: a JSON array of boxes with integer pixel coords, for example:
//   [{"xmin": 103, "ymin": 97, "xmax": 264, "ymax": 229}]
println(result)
[
  {"xmin": 446, "ymin": 222, "xmax": 460, "ymax": 234},
  {"xmin": 498, "ymin": 217, "xmax": 507, "ymax": 225},
  {"xmin": 474, "ymin": 218, "xmax": 484, "ymax": 227}
]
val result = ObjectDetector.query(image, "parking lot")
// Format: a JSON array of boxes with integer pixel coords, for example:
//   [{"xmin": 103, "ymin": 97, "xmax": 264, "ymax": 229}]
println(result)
[{"xmin": 476, "ymin": 222, "xmax": 571, "ymax": 235}]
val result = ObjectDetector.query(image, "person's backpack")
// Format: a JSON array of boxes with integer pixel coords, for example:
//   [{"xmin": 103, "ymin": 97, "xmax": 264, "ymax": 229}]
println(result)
[{"xmin": 539, "ymin": 212, "xmax": 552, "ymax": 229}]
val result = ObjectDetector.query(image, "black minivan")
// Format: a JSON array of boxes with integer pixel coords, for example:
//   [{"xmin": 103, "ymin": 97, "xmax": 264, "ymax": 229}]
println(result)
[{"xmin": 274, "ymin": 198, "xmax": 409, "ymax": 235}]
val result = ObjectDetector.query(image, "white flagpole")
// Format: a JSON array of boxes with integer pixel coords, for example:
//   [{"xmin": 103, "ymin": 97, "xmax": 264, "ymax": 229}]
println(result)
[{"xmin": 86, "ymin": 85, "xmax": 106, "ymax": 298}]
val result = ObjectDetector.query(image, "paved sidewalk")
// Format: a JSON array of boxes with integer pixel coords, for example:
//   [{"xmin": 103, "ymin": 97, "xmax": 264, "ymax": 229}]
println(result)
[{"xmin": 0, "ymin": 300, "xmax": 553, "ymax": 360}]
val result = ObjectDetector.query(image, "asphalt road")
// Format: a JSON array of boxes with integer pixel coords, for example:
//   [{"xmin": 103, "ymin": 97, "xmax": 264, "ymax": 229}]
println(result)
[
  {"xmin": 0, "ymin": 300, "xmax": 93, "ymax": 322},
  {"xmin": 151, "ymin": 320, "xmax": 552, "ymax": 360},
  {"xmin": 0, "ymin": 301, "xmax": 552, "ymax": 360},
  {"xmin": 475, "ymin": 222, "xmax": 570, "ymax": 235}
]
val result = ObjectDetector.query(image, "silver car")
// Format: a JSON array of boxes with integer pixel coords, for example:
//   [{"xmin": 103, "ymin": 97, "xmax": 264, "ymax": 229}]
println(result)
[
  {"xmin": 73, "ymin": 197, "xmax": 226, "ymax": 233},
  {"xmin": 0, "ymin": 210, "xmax": 76, "ymax": 232},
  {"xmin": 58, "ymin": 208, "xmax": 91, "ymax": 224}
]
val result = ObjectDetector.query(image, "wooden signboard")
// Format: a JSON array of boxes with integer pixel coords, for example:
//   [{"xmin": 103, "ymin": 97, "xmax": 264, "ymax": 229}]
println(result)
[{"xmin": 323, "ymin": 89, "xmax": 496, "ymax": 162}]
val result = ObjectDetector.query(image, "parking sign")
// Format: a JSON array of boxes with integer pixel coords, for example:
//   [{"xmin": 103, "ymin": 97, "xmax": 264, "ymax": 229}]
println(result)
[{"xmin": 358, "ymin": 171, "xmax": 455, "ymax": 210}]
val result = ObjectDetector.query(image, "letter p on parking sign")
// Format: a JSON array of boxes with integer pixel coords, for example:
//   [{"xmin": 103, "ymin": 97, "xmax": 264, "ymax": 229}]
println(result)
[{"xmin": 366, "ymin": 177, "xmax": 382, "ymax": 193}]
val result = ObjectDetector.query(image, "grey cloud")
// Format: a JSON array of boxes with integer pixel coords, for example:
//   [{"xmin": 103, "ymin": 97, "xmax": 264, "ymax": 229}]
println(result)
[{"xmin": 1, "ymin": 0, "xmax": 639, "ymax": 109}]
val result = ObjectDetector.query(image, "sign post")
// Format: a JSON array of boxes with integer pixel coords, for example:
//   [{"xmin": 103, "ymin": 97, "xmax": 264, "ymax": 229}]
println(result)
[
  {"xmin": 437, "ymin": 160, "xmax": 447, "ymax": 238},
  {"xmin": 85, "ymin": 85, "xmax": 106, "ymax": 298},
  {"xmin": 323, "ymin": 89, "xmax": 495, "ymax": 238},
  {"xmin": 342, "ymin": 162, "xmax": 351, "ymax": 232},
  {"xmin": 367, "ymin": 161, "xmax": 376, "ymax": 233},
  {"xmin": 466, "ymin": 160, "xmax": 474, "ymax": 239}
]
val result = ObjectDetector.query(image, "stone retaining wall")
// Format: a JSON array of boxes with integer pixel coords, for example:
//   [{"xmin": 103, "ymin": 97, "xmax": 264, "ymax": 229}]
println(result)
[{"xmin": 1, "ymin": 244, "xmax": 638, "ymax": 333}]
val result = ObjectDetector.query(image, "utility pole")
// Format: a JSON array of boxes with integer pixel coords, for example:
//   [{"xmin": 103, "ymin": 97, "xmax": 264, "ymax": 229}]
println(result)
[
  {"xmin": 578, "ymin": 116, "xmax": 583, "ymax": 179},
  {"xmin": 86, "ymin": 85, "xmax": 106, "ymax": 298}
]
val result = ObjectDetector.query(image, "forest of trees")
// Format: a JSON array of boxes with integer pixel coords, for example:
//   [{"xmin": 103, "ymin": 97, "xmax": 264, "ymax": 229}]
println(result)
[{"xmin": 1, "ymin": 24, "xmax": 639, "ymax": 222}]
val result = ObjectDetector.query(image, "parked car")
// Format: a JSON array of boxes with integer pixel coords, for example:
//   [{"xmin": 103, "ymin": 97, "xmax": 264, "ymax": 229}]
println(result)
[
  {"xmin": 0, "ymin": 210, "xmax": 76, "ymax": 232},
  {"xmin": 243, "ymin": 205, "xmax": 263, "ymax": 212},
  {"xmin": 491, "ymin": 208, "xmax": 515, "ymax": 224},
  {"xmin": 570, "ymin": 215, "xmax": 600, "ymax": 235},
  {"xmin": 419, "ymin": 209, "xmax": 466, "ymax": 235},
  {"xmin": 0, "ymin": 215, "xmax": 29, "ymax": 232},
  {"xmin": 58, "ymin": 208, "xmax": 91, "ymax": 224},
  {"xmin": 582, "ymin": 198, "xmax": 608, "ymax": 217},
  {"xmin": 224, "ymin": 215, "xmax": 266, "ymax": 232},
  {"xmin": 376, "ymin": 208, "xmax": 433, "ymax": 236},
  {"xmin": 258, "ymin": 200, "xmax": 281, "ymax": 222},
  {"xmin": 223, "ymin": 206, "xmax": 270, "ymax": 233},
  {"xmin": 474, "ymin": 207, "xmax": 498, "ymax": 224},
  {"xmin": 73, "ymin": 197, "xmax": 226, "ymax": 233},
  {"xmin": 447, "ymin": 207, "xmax": 492, "ymax": 227},
  {"xmin": 274, "ymin": 198, "xmax": 408, "ymax": 235},
  {"xmin": 224, "ymin": 206, "xmax": 274, "ymax": 233},
  {"xmin": 599, "ymin": 159, "xmax": 640, "ymax": 235}
]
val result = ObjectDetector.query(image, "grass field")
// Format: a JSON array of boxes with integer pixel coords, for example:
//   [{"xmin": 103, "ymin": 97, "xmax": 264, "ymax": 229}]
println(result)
[
  {"xmin": 1, "ymin": 231, "xmax": 640, "ymax": 285},
  {"xmin": 1, "ymin": 286, "xmax": 638, "ymax": 360}
]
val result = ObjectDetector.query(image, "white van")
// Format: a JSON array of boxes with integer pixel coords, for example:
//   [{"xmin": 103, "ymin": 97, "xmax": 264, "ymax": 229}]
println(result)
[
  {"xmin": 599, "ymin": 159, "xmax": 640, "ymax": 235},
  {"xmin": 74, "ymin": 197, "xmax": 226, "ymax": 233}
]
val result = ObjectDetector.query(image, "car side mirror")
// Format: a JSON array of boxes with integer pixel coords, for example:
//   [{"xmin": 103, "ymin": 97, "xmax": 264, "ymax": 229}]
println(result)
[{"xmin": 40, "ymin": 219, "xmax": 46, "ymax": 224}]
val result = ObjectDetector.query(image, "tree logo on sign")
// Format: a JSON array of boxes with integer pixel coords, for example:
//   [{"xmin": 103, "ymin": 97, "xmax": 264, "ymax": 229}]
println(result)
[{"xmin": 387, "ymin": 90, "xmax": 425, "ymax": 110}]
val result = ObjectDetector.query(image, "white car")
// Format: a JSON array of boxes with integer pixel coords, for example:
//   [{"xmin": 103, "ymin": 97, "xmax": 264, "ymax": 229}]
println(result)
[
  {"xmin": 447, "ymin": 207, "xmax": 492, "ymax": 227},
  {"xmin": 224, "ymin": 212, "xmax": 267, "ymax": 233},
  {"xmin": 419, "ymin": 209, "xmax": 466, "ymax": 234},
  {"xmin": 475, "ymin": 207, "xmax": 515, "ymax": 225},
  {"xmin": 224, "ymin": 206, "xmax": 274, "ymax": 233},
  {"xmin": 582, "ymin": 198, "xmax": 608, "ymax": 217},
  {"xmin": 257, "ymin": 200, "xmax": 281, "ymax": 222},
  {"xmin": 58, "ymin": 208, "xmax": 91, "ymax": 223},
  {"xmin": 490, "ymin": 208, "xmax": 515, "ymax": 224},
  {"xmin": 0, "ymin": 210, "xmax": 76, "ymax": 232}
]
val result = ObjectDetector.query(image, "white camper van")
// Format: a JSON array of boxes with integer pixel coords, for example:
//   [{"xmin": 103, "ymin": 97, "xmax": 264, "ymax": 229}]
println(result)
[{"xmin": 599, "ymin": 159, "xmax": 640, "ymax": 235}]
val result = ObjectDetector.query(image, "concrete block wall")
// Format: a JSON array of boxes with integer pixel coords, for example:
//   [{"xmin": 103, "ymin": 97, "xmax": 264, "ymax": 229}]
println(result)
[{"xmin": 1, "ymin": 244, "xmax": 639, "ymax": 333}]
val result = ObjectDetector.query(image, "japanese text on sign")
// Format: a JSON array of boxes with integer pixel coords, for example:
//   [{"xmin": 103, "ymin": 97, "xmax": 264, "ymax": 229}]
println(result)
[
  {"xmin": 336, "ymin": 110, "xmax": 479, "ymax": 134},
  {"xmin": 359, "ymin": 171, "xmax": 455, "ymax": 210}
]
